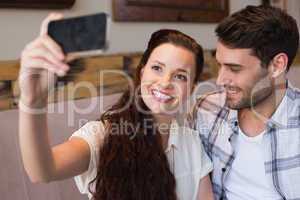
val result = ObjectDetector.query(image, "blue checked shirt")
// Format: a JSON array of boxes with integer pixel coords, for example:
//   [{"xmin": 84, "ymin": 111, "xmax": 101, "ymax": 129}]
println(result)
[{"xmin": 191, "ymin": 83, "xmax": 300, "ymax": 200}]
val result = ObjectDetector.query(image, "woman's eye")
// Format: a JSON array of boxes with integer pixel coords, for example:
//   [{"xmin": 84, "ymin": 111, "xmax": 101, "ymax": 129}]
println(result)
[
  {"xmin": 174, "ymin": 74, "xmax": 187, "ymax": 81},
  {"xmin": 151, "ymin": 65, "xmax": 162, "ymax": 72}
]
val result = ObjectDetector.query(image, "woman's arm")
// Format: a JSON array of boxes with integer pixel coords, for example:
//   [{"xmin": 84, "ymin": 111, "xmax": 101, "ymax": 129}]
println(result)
[
  {"xmin": 19, "ymin": 13, "xmax": 92, "ymax": 183},
  {"xmin": 197, "ymin": 175, "xmax": 214, "ymax": 200},
  {"xmin": 19, "ymin": 111, "xmax": 91, "ymax": 182}
]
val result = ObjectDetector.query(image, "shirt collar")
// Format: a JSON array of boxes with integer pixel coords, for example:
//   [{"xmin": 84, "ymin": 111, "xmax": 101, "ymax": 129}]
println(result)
[
  {"xmin": 267, "ymin": 81, "xmax": 293, "ymax": 129},
  {"xmin": 165, "ymin": 119, "xmax": 180, "ymax": 153}
]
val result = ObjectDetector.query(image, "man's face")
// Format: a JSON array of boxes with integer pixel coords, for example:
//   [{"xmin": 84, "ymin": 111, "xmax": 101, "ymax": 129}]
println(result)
[{"xmin": 215, "ymin": 41, "xmax": 273, "ymax": 110}]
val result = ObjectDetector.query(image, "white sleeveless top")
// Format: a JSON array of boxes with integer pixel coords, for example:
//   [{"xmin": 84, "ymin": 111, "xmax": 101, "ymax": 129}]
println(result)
[{"xmin": 70, "ymin": 120, "xmax": 213, "ymax": 200}]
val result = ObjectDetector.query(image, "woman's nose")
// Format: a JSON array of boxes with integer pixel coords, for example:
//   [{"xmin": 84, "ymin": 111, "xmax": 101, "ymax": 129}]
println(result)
[{"xmin": 159, "ymin": 74, "xmax": 173, "ymax": 89}]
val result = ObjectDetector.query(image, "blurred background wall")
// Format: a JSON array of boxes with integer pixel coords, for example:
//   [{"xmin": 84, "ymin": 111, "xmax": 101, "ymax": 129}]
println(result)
[{"xmin": 0, "ymin": 0, "xmax": 265, "ymax": 60}]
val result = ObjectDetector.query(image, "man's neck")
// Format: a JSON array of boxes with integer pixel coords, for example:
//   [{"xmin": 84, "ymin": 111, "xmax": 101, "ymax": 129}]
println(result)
[{"xmin": 238, "ymin": 81, "xmax": 287, "ymax": 137}]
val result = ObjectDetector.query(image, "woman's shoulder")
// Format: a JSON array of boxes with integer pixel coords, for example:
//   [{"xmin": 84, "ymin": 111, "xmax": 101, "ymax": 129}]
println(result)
[
  {"xmin": 176, "ymin": 125, "xmax": 213, "ymax": 175},
  {"xmin": 170, "ymin": 121, "xmax": 202, "ymax": 152},
  {"xmin": 74, "ymin": 121, "xmax": 105, "ymax": 136},
  {"xmin": 70, "ymin": 120, "xmax": 108, "ymax": 150},
  {"xmin": 177, "ymin": 126, "xmax": 202, "ymax": 145}
]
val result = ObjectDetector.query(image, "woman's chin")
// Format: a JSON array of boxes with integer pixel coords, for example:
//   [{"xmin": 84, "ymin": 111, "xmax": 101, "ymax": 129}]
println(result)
[
  {"xmin": 142, "ymin": 95, "xmax": 181, "ymax": 115},
  {"xmin": 148, "ymin": 103, "xmax": 180, "ymax": 116}
]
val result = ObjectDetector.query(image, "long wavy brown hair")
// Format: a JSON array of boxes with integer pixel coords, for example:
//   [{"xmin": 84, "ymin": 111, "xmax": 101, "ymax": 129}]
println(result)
[{"xmin": 90, "ymin": 29, "xmax": 204, "ymax": 200}]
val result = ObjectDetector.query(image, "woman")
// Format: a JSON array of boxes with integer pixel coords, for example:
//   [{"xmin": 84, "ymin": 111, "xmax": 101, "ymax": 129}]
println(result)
[{"xmin": 19, "ymin": 13, "xmax": 213, "ymax": 200}]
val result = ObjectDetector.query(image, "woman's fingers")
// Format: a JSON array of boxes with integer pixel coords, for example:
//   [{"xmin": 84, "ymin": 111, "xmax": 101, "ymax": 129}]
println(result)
[
  {"xmin": 18, "ymin": 12, "xmax": 67, "ymax": 105},
  {"xmin": 21, "ymin": 33, "xmax": 69, "ymax": 75},
  {"xmin": 41, "ymin": 35, "xmax": 65, "ymax": 60},
  {"xmin": 20, "ymin": 13, "xmax": 70, "ymax": 78},
  {"xmin": 26, "ymin": 45, "xmax": 69, "ymax": 71},
  {"xmin": 22, "ymin": 57, "xmax": 66, "ymax": 77},
  {"xmin": 25, "ymin": 35, "xmax": 65, "ymax": 65},
  {"xmin": 39, "ymin": 13, "xmax": 66, "ymax": 61},
  {"xmin": 40, "ymin": 13, "xmax": 64, "ymax": 36}
]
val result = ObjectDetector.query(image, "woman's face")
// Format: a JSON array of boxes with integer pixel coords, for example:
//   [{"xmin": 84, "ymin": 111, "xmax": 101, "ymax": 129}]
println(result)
[{"xmin": 140, "ymin": 43, "xmax": 196, "ymax": 116}]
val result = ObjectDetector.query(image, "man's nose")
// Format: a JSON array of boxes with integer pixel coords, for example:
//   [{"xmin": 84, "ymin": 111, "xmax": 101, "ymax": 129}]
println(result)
[{"xmin": 216, "ymin": 66, "xmax": 228, "ymax": 86}]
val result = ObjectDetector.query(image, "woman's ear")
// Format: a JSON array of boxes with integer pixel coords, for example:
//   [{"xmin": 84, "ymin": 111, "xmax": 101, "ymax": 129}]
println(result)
[
  {"xmin": 269, "ymin": 53, "xmax": 288, "ymax": 78},
  {"xmin": 191, "ymin": 84, "xmax": 196, "ymax": 93},
  {"xmin": 140, "ymin": 68, "xmax": 145, "ymax": 79}
]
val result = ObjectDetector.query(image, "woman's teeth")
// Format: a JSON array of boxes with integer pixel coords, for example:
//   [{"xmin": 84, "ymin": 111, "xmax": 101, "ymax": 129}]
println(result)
[{"xmin": 152, "ymin": 89, "xmax": 173, "ymax": 101}]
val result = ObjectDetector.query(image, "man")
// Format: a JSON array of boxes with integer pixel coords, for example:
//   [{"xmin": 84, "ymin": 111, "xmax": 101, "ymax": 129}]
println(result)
[{"xmin": 194, "ymin": 5, "xmax": 300, "ymax": 200}]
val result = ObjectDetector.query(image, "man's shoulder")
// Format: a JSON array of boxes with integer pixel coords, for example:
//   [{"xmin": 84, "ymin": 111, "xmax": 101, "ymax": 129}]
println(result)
[{"xmin": 287, "ymin": 85, "xmax": 300, "ymax": 102}]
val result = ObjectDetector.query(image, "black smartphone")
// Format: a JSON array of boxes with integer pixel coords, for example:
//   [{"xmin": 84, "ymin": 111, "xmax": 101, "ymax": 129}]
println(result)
[{"xmin": 48, "ymin": 13, "xmax": 109, "ymax": 57}]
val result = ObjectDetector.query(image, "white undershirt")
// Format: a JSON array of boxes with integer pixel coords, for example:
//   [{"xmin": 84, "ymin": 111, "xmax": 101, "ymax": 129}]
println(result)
[{"xmin": 225, "ymin": 127, "xmax": 281, "ymax": 200}]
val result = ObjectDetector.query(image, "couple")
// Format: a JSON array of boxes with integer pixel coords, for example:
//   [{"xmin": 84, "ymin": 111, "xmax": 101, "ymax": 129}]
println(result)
[{"xmin": 18, "ymin": 5, "xmax": 300, "ymax": 200}]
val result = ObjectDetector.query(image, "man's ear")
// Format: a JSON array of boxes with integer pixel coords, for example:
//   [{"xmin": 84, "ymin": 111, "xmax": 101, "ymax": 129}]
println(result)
[{"xmin": 269, "ymin": 53, "xmax": 288, "ymax": 78}]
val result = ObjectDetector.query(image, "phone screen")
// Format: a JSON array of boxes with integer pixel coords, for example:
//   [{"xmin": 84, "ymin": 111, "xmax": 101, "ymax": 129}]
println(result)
[{"xmin": 48, "ymin": 13, "xmax": 108, "ymax": 54}]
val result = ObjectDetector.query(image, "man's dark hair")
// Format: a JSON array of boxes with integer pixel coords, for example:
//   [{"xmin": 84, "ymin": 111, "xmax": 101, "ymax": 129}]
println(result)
[{"xmin": 215, "ymin": 5, "xmax": 299, "ymax": 71}]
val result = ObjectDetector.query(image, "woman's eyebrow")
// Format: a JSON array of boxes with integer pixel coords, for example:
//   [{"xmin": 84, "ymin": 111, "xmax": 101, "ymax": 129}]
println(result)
[
  {"xmin": 152, "ymin": 60, "xmax": 166, "ymax": 66},
  {"xmin": 152, "ymin": 60, "xmax": 191, "ymax": 73},
  {"xmin": 176, "ymin": 68, "xmax": 189, "ymax": 74}
]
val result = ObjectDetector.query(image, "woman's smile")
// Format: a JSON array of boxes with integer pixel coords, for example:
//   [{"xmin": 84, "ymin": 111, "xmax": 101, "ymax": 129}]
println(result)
[{"xmin": 151, "ymin": 88, "xmax": 175, "ymax": 103}]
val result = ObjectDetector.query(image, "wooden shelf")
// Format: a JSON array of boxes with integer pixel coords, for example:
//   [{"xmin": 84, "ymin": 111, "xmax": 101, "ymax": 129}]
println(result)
[
  {"xmin": 0, "ymin": 51, "xmax": 218, "ymax": 111},
  {"xmin": 113, "ymin": 0, "xmax": 229, "ymax": 22},
  {"xmin": 0, "ymin": 0, "xmax": 75, "ymax": 9}
]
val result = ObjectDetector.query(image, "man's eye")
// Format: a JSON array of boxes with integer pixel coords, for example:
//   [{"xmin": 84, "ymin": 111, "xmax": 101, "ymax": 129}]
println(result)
[
  {"xmin": 174, "ymin": 74, "xmax": 187, "ymax": 81},
  {"xmin": 151, "ymin": 65, "xmax": 162, "ymax": 72},
  {"xmin": 230, "ymin": 67, "xmax": 241, "ymax": 72}
]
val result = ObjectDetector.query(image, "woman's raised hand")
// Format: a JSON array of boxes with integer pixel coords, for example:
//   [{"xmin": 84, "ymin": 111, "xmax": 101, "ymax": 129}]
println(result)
[{"xmin": 19, "ymin": 13, "xmax": 70, "ymax": 107}]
